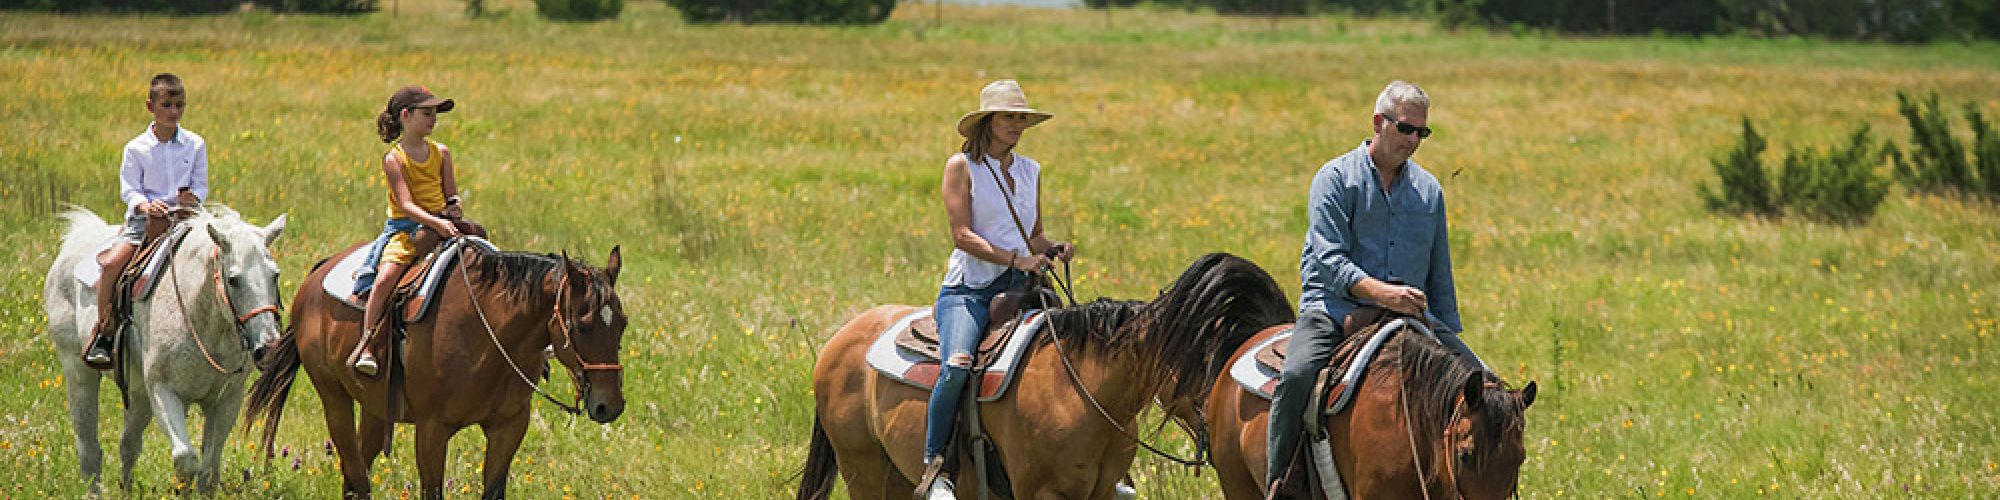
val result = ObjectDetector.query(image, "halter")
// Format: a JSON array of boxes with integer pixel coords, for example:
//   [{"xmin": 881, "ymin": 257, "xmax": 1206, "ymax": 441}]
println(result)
[{"xmin": 456, "ymin": 244, "xmax": 619, "ymax": 416}]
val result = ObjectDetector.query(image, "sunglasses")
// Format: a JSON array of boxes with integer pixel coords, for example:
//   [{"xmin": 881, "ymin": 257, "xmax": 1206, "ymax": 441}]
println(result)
[{"xmin": 1384, "ymin": 115, "xmax": 1433, "ymax": 139}]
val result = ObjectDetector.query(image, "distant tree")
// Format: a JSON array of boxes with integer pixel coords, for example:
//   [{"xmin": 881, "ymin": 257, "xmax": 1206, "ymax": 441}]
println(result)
[
  {"xmin": 537, "ymin": 0, "xmax": 622, "ymax": 20},
  {"xmin": 669, "ymin": 0, "xmax": 892, "ymax": 24}
]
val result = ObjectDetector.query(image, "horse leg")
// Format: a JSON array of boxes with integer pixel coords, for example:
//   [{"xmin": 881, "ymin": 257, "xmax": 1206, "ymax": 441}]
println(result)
[
  {"xmin": 144, "ymin": 381, "xmax": 203, "ymax": 487},
  {"xmin": 316, "ymin": 384, "xmax": 372, "ymax": 498},
  {"xmin": 58, "ymin": 359, "xmax": 105, "ymax": 492},
  {"xmin": 196, "ymin": 393, "xmax": 245, "ymax": 492},
  {"xmin": 117, "ymin": 385, "xmax": 154, "ymax": 490},
  {"xmin": 476, "ymin": 413, "xmax": 530, "ymax": 500},
  {"xmin": 413, "ymin": 420, "xmax": 460, "ymax": 500}
]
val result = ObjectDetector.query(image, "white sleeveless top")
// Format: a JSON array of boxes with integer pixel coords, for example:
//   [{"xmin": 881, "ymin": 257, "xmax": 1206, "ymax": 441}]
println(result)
[{"xmin": 942, "ymin": 152, "xmax": 1040, "ymax": 288}]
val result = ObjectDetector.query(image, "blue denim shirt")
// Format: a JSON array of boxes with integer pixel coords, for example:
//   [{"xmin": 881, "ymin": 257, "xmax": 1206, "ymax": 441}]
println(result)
[{"xmin": 1298, "ymin": 142, "xmax": 1462, "ymax": 333}]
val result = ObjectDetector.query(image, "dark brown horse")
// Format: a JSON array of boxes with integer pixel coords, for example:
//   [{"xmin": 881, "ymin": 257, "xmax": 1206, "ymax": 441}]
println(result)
[
  {"xmin": 1206, "ymin": 317, "xmax": 1536, "ymax": 499},
  {"xmin": 796, "ymin": 253, "xmax": 1295, "ymax": 500},
  {"xmin": 245, "ymin": 243, "xmax": 628, "ymax": 499}
]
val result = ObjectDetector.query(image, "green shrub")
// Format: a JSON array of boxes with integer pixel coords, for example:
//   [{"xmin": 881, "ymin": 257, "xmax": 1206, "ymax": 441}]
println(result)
[
  {"xmin": 1891, "ymin": 91, "xmax": 1972, "ymax": 194},
  {"xmin": 1967, "ymin": 102, "xmax": 2000, "ymax": 197},
  {"xmin": 1700, "ymin": 117, "xmax": 1780, "ymax": 218},
  {"xmin": 537, "ymin": 0, "xmax": 622, "ymax": 21},
  {"xmin": 1776, "ymin": 126, "xmax": 1891, "ymax": 224},
  {"xmin": 667, "ymin": 0, "xmax": 891, "ymax": 24}
]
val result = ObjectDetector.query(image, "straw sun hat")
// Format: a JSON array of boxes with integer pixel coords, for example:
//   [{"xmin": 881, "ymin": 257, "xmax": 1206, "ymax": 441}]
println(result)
[{"xmin": 956, "ymin": 79, "xmax": 1053, "ymax": 138}]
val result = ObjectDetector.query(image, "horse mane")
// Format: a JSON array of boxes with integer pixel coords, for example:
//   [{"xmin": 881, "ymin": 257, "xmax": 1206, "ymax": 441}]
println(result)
[
  {"xmin": 1038, "ymin": 298, "xmax": 1147, "ymax": 352},
  {"xmin": 468, "ymin": 249, "xmax": 613, "ymax": 308},
  {"xmin": 1132, "ymin": 253, "xmax": 1295, "ymax": 406},
  {"xmin": 1396, "ymin": 331, "xmax": 1524, "ymax": 469},
  {"xmin": 469, "ymin": 250, "xmax": 564, "ymax": 300}
]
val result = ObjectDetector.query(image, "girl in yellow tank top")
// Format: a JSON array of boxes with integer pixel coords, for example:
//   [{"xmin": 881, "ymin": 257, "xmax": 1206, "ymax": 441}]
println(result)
[{"xmin": 347, "ymin": 84, "xmax": 472, "ymax": 376}]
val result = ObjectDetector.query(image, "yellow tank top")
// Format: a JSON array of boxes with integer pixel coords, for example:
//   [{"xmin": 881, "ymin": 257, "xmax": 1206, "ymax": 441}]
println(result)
[{"xmin": 385, "ymin": 139, "xmax": 448, "ymax": 219}]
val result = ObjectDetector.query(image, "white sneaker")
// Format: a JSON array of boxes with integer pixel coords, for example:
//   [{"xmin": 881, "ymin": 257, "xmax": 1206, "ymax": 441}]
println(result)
[
  {"xmin": 1114, "ymin": 481, "xmax": 1137, "ymax": 500},
  {"xmin": 926, "ymin": 476, "xmax": 956, "ymax": 500},
  {"xmin": 353, "ymin": 351, "xmax": 379, "ymax": 376}
]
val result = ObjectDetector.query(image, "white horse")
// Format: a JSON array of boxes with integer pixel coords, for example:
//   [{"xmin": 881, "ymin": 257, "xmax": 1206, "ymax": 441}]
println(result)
[{"xmin": 42, "ymin": 205, "xmax": 286, "ymax": 492}]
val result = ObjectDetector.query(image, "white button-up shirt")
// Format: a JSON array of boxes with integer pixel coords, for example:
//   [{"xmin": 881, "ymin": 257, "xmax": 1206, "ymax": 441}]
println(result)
[{"xmin": 119, "ymin": 123, "xmax": 210, "ymax": 213}]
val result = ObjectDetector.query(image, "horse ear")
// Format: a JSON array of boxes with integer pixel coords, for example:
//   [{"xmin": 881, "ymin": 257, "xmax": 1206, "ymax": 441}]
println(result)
[
  {"xmin": 207, "ymin": 223, "xmax": 231, "ymax": 253},
  {"xmin": 1519, "ymin": 381, "xmax": 1537, "ymax": 409},
  {"xmin": 1462, "ymin": 372, "xmax": 1485, "ymax": 413},
  {"xmin": 261, "ymin": 213, "xmax": 288, "ymax": 246},
  {"xmin": 604, "ymin": 246, "xmax": 621, "ymax": 286}
]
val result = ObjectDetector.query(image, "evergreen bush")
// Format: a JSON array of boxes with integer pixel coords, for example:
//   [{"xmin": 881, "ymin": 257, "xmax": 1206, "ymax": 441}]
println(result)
[{"xmin": 1700, "ymin": 117, "xmax": 1780, "ymax": 218}]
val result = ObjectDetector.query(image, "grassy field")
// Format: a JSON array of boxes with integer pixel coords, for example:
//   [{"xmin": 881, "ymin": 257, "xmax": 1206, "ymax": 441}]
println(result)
[{"xmin": 3, "ymin": 0, "xmax": 1998, "ymax": 497}]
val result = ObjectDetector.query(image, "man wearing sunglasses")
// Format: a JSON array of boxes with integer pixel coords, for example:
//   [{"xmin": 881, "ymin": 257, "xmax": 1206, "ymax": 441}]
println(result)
[{"xmin": 1264, "ymin": 80, "xmax": 1487, "ymax": 496}]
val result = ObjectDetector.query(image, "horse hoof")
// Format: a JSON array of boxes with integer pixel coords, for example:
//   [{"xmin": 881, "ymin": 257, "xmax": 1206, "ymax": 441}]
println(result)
[{"xmin": 171, "ymin": 448, "xmax": 200, "ymax": 478}]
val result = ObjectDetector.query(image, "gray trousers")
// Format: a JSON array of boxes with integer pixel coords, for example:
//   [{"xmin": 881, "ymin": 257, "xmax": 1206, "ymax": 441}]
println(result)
[{"xmin": 1263, "ymin": 309, "xmax": 1487, "ymax": 487}]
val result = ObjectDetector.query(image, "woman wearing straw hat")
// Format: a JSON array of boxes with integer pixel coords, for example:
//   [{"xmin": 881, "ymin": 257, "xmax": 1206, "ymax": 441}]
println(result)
[{"xmin": 921, "ymin": 79, "xmax": 1075, "ymax": 498}]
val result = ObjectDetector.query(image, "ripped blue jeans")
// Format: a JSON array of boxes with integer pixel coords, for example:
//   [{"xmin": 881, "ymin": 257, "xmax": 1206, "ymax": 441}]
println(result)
[{"xmin": 923, "ymin": 269, "xmax": 1027, "ymax": 460}]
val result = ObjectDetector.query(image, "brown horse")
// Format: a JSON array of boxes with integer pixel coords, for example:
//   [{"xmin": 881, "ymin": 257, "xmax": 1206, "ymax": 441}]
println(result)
[
  {"xmin": 796, "ymin": 253, "xmax": 1295, "ymax": 500},
  {"xmin": 245, "ymin": 243, "xmax": 628, "ymax": 499},
  {"xmin": 1206, "ymin": 317, "xmax": 1537, "ymax": 500}
]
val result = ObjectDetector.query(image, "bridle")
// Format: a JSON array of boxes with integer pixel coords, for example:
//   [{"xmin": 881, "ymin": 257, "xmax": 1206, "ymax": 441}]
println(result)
[
  {"xmin": 168, "ymin": 234, "xmax": 284, "ymax": 374},
  {"xmin": 1400, "ymin": 380, "xmax": 1510, "ymax": 500},
  {"xmin": 457, "ymin": 245, "xmax": 621, "ymax": 415}
]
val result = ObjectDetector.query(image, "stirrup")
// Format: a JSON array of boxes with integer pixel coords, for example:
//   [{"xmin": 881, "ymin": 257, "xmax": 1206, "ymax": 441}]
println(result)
[{"xmin": 352, "ymin": 351, "xmax": 379, "ymax": 376}]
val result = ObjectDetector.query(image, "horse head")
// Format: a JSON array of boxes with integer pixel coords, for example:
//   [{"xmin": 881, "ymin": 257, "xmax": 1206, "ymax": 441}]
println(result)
[
  {"xmin": 548, "ymin": 247, "xmax": 627, "ymax": 424},
  {"xmin": 1436, "ymin": 372, "xmax": 1537, "ymax": 500},
  {"xmin": 201, "ymin": 208, "xmax": 288, "ymax": 363}
]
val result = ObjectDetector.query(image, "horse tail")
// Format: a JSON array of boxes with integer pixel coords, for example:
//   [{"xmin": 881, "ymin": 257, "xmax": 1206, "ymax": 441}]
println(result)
[
  {"xmin": 242, "ymin": 323, "xmax": 302, "ymax": 460},
  {"xmin": 792, "ymin": 416, "xmax": 839, "ymax": 500},
  {"xmin": 53, "ymin": 204, "xmax": 115, "ymax": 263}
]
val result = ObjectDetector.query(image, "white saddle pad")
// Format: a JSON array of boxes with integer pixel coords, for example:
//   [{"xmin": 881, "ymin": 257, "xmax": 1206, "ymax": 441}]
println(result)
[{"xmin": 320, "ymin": 236, "xmax": 499, "ymax": 310}]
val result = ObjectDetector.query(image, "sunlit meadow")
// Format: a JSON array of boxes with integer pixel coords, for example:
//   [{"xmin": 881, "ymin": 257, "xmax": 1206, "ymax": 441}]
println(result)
[{"xmin": 2, "ymin": 0, "xmax": 1997, "ymax": 497}]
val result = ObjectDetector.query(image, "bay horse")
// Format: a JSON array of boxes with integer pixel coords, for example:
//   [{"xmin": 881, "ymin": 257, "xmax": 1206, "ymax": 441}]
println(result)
[
  {"xmin": 42, "ymin": 205, "xmax": 287, "ymax": 492},
  {"xmin": 245, "ymin": 242, "xmax": 628, "ymax": 499},
  {"xmin": 1206, "ymin": 315, "xmax": 1537, "ymax": 499},
  {"xmin": 797, "ymin": 253, "xmax": 1295, "ymax": 500}
]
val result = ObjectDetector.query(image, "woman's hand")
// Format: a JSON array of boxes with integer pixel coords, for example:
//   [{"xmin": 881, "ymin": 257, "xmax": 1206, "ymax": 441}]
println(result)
[{"xmin": 1010, "ymin": 253, "xmax": 1052, "ymax": 272}]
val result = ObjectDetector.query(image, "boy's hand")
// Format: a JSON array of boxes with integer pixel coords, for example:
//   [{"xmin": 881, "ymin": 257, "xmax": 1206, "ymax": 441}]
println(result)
[
  {"xmin": 175, "ymin": 190, "xmax": 199, "ymax": 207},
  {"xmin": 440, "ymin": 204, "xmax": 463, "ymax": 219},
  {"xmin": 141, "ymin": 200, "xmax": 170, "ymax": 217}
]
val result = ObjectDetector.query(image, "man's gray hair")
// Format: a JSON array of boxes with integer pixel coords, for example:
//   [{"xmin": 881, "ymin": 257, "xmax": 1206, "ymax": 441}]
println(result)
[{"xmin": 1373, "ymin": 80, "xmax": 1429, "ymax": 116}]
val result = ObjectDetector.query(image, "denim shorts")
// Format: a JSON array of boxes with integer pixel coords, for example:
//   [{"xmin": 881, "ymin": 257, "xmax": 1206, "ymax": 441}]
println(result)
[{"xmin": 117, "ymin": 213, "xmax": 148, "ymax": 244}]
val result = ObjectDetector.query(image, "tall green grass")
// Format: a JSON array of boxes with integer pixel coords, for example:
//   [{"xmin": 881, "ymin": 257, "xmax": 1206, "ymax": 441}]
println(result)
[{"xmin": 1, "ymin": 0, "xmax": 1996, "ymax": 497}]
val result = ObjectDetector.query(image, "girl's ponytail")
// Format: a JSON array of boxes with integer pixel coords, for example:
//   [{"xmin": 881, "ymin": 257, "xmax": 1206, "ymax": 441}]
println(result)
[{"xmin": 376, "ymin": 107, "xmax": 402, "ymax": 143}]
